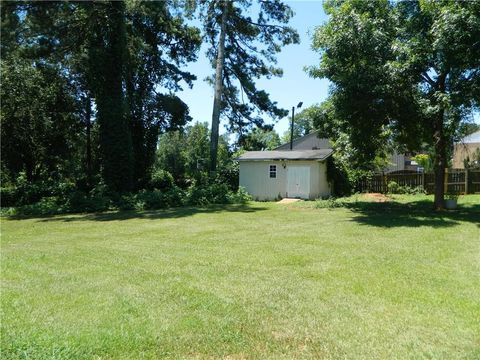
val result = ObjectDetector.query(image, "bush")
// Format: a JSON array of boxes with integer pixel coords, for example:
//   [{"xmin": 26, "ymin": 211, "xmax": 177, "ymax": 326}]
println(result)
[
  {"xmin": 387, "ymin": 181, "xmax": 400, "ymax": 194},
  {"xmin": 387, "ymin": 181, "xmax": 425, "ymax": 195},
  {"xmin": 66, "ymin": 190, "xmax": 111, "ymax": 213},
  {"xmin": 11, "ymin": 196, "xmax": 64, "ymax": 216},
  {"xmin": 150, "ymin": 170, "xmax": 174, "ymax": 191},
  {"xmin": 227, "ymin": 187, "xmax": 252, "ymax": 204},
  {"xmin": 134, "ymin": 187, "xmax": 185, "ymax": 210},
  {"xmin": 313, "ymin": 197, "xmax": 344, "ymax": 209},
  {"xmin": 1, "ymin": 187, "xmax": 17, "ymax": 207},
  {"xmin": 5, "ymin": 182, "xmax": 250, "ymax": 216},
  {"xmin": 186, "ymin": 183, "xmax": 230, "ymax": 206}
]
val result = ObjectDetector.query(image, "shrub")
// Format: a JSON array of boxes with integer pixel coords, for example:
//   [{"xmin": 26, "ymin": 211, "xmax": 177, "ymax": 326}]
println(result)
[
  {"xmin": 12, "ymin": 196, "xmax": 63, "ymax": 216},
  {"xmin": 0, "ymin": 187, "xmax": 17, "ymax": 207},
  {"xmin": 227, "ymin": 187, "xmax": 252, "ymax": 204},
  {"xmin": 162, "ymin": 186, "xmax": 185, "ymax": 207},
  {"xmin": 387, "ymin": 181, "xmax": 400, "ymax": 194},
  {"xmin": 65, "ymin": 190, "xmax": 111, "ymax": 213},
  {"xmin": 186, "ymin": 183, "xmax": 231, "ymax": 206},
  {"xmin": 150, "ymin": 170, "xmax": 174, "ymax": 191},
  {"xmin": 5, "ymin": 182, "xmax": 250, "ymax": 216},
  {"xmin": 135, "ymin": 190, "xmax": 165, "ymax": 210},
  {"xmin": 313, "ymin": 197, "xmax": 344, "ymax": 209},
  {"xmin": 387, "ymin": 181, "xmax": 425, "ymax": 195}
]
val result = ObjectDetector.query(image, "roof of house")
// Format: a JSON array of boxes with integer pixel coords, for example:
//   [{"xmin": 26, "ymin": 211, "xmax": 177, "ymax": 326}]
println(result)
[
  {"xmin": 237, "ymin": 149, "xmax": 333, "ymax": 161},
  {"xmin": 274, "ymin": 131, "xmax": 332, "ymax": 151},
  {"xmin": 460, "ymin": 130, "xmax": 480, "ymax": 144}
]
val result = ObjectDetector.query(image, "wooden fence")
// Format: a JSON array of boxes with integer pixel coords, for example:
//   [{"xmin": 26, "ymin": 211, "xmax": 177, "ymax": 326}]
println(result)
[{"xmin": 357, "ymin": 169, "xmax": 480, "ymax": 194}]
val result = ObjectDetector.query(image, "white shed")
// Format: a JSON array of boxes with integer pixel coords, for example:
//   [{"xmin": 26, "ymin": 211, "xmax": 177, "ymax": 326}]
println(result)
[{"xmin": 237, "ymin": 132, "xmax": 333, "ymax": 200}]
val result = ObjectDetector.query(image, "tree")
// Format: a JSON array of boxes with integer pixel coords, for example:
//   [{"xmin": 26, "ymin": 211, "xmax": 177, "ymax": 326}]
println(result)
[
  {"xmin": 309, "ymin": 0, "xmax": 480, "ymax": 209},
  {"xmin": 0, "ymin": 59, "xmax": 80, "ymax": 182},
  {"xmin": 123, "ymin": 1, "xmax": 201, "ymax": 187},
  {"xmin": 199, "ymin": 0, "xmax": 299, "ymax": 172},
  {"xmin": 281, "ymin": 104, "xmax": 328, "ymax": 143},
  {"xmin": 87, "ymin": 1, "xmax": 133, "ymax": 192},
  {"xmin": 240, "ymin": 127, "xmax": 281, "ymax": 151},
  {"xmin": 1, "ymin": 1, "xmax": 201, "ymax": 192},
  {"xmin": 156, "ymin": 122, "xmax": 231, "ymax": 185}
]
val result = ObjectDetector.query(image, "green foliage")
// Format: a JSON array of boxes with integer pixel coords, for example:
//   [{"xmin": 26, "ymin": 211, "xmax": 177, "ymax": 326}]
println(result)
[
  {"xmin": 412, "ymin": 154, "xmax": 433, "ymax": 172},
  {"xmin": 5, "ymin": 182, "xmax": 251, "ymax": 216},
  {"xmin": 87, "ymin": 1, "xmax": 133, "ymax": 192},
  {"xmin": 149, "ymin": 170, "xmax": 175, "ymax": 191},
  {"xmin": 186, "ymin": 183, "xmax": 230, "ymax": 206},
  {"xmin": 156, "ymin": 122, "xmax": 235, "ymax": 188},
  {"xmin": 387, "ymin": 181, "xmax": 401, "ymax": 194},
  {"xmin": 309, "ymin": 0, "xmax": 480, "ymax": 208},
  {"xmin": 446, "ymin": 191, "xmax": 460, "ymax": 201},
  {"xmin": 1, "ymin": 1, "xmax": 201, "ymax": 193},
  {"xmin": 135, "ymin": 188, "xmax": 185, "ymax": 210},
  {"xmin": 228, "ymin": 186, "xmax": 253, "ymax": 204},
  {"xmin": 326, "ymin": 156, "xmax": 352, "ymax": 196},
  {"xmin": 281, "ymin": 104, "xmax": 335, "ymax": 143},
  {"xmin": 387, "ymin": 181, "xmax": 425, "ymax": 195},
  {"xmin": 313, "ymin": 197, "xmax": 345, "ymax": 209},
  {"xmin": 0, "ymin": 59, "xmax": 81, "ymax": 182},
  {"xmin": 240, "ymin": 127, "xmax": 281, "ymax": 151}
]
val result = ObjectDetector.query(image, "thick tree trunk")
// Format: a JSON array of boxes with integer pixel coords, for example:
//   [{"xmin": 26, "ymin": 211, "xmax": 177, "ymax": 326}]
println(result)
[
  {"xmin": 91, "ymin": 1, "xmax": 133, "ymax": 192},
  {"xmin": 209, "ymin": 0, "xmax": 228, "ymax": 173},
  {"xmin": 85, "ymin": 95, "xmax": 92, "ymax": 188},
  {"xmin": 433, "ymin": 112, "xmax": 446, "ymax": 210}
]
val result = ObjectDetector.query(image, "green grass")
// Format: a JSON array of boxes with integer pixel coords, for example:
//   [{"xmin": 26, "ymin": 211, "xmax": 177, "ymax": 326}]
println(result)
[{"xmin": 2, "ymin": 195, "xmax": 479, "ymax": 359}]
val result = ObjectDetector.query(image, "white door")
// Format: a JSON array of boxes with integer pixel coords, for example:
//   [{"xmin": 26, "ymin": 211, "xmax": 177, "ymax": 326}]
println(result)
[{"xmin": 287, "ymin": 166, "xmax": 310, "ymax": 198}]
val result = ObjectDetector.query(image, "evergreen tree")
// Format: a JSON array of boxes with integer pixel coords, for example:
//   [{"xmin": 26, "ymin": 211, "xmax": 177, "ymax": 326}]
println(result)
[{"xmin": 198, "ymin": 0, "xmax": 299, "ymax": 171}]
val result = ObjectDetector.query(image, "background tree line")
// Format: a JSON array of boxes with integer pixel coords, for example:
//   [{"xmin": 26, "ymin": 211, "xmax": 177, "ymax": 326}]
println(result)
[
  {"xmin": 1, "ymin": 0, "xmax": 478, "ymax": 213},
  {"xmin": 0, "ymin": 0, "xmax": 299, "ymax": 214}
]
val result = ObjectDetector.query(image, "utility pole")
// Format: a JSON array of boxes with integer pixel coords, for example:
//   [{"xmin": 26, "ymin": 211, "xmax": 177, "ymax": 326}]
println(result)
[{"xmin": 289, "ymin": 101, "xmax": 303, "ymax": 150}]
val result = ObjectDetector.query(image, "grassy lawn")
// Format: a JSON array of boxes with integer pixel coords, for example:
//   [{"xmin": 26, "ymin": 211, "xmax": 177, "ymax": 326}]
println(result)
[{"xmin": 1, "ymin": 195, "xmax": 479, "ymax": 359}]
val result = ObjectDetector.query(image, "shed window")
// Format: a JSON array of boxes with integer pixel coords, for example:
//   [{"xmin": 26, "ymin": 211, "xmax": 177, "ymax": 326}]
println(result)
[{"xmin": 269, "ymin": 165, "xmax": 277, "ymax": 178}]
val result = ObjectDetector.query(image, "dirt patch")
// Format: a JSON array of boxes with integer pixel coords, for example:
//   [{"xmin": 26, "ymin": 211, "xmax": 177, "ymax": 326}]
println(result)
[
  {"xmin": 363, "ymin": 193, "xmax": 390, "ymax": 202},
  {"xmin": 277, "ymin": 198, "xmax": 302, "ymax": 204}
]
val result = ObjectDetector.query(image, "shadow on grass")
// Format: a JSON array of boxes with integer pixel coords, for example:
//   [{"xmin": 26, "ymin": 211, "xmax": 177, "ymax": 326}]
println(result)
[
  {"xmin": 344, "ymin": 199, "xmax": 480, "ymax": 228},
  {"xmin": 12, "ymin": 204, "xmax": 269, "ymax": 223}
]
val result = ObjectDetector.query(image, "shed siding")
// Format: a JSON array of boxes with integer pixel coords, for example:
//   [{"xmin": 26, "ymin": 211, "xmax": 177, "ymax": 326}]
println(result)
[{"xmin": 239, "ymin": 160, "xmax": 330, "ymax": 200}]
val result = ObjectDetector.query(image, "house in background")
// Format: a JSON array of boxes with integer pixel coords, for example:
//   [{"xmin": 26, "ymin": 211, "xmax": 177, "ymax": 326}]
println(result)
[
  {"xmin": 452, "ymin": 130, "xmax": 480, "ymax": 168},
  {"xmin": 384, "ymin": 151, "xmax": 421, "ymax": 173},
  {"xmin": 237, "ymin": 132, "xmax": 333, "ymax": 200}
]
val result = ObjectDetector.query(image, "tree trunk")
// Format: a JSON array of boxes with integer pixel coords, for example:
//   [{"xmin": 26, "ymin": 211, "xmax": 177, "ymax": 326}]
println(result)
[
  {"xmin": 209, "ymin": 0, "xmax": 228, "ymax": 174},
  {"xmin": 90, "ymin": 1, "xmax": 133, "ymax": 192},
  {"xmin": 433, "ymin": 112, "xmax": 446, "ymax": 210},
  {"xmin": 85, "ymin": 95, "xmax": 92, "ymax": 188}
]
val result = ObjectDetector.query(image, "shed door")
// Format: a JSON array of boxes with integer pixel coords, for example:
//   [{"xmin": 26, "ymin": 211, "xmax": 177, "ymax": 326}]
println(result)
[{"xmin": 287, "ymin": 166, "xmax": 310, "ymax": 199}]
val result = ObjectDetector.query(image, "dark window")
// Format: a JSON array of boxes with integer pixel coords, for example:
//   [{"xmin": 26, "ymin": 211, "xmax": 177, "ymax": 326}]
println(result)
[{"xmin": 269, "ymin": 165, "xmax": 277, "ymax": 178}]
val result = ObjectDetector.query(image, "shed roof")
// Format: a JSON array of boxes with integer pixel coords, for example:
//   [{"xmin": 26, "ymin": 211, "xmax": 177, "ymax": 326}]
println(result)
[{"xmin": 237, "ymin": 149, "xmax": 333, "ymax": 161}]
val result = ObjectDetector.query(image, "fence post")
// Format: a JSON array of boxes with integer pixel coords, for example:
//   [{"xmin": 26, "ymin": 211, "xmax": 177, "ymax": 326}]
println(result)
[
  {"xmin": 465, "ymin": 168, "xmax": 469, "ymax": 194},
  {"xmin": 444, "ymin": 168, "xmax": 448, "ymax": 194},
  {"xmin": 422, "ymin": 172, "xmax": 425, "ymax": 191},
  {"xmin": 383, "ymin": 172, "xmax": 387, "ymax": 193}
]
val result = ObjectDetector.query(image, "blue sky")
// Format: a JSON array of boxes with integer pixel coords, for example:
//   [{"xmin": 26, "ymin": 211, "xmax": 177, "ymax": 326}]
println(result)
[{"xmin": 178, "ymin": 0, "xmax": 329, "ymax": 137}]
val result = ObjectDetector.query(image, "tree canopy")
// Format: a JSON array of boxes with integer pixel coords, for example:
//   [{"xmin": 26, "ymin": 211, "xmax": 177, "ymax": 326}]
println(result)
[
  {"xmin": 309, "ymin": 0, "xmax": 480, "ymax": 209},
  {"xmin": 199, "ymin": 0, "xmax": 299, "ymax": 171}
]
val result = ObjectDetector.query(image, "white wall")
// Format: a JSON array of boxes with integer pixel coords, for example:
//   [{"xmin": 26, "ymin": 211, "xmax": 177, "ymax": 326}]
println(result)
[{"xmin": 239, "ymin": 160, "xmax": 331, "ymax": 200}]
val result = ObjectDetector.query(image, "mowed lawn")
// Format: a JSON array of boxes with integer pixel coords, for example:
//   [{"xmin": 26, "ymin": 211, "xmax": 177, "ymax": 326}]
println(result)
[{"xmin": 1, "ymin": 195, "xmax": 479, "ymax": 359}]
